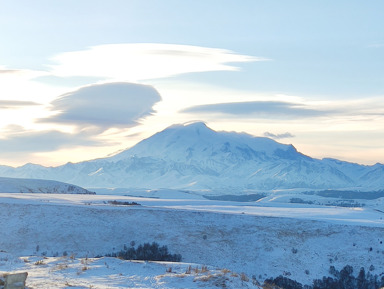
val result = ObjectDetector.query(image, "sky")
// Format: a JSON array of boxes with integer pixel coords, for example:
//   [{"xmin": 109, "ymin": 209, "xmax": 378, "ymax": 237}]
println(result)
[{"xmin": 0, "ymin": 0, "xmax": 383, "ymax": 167}]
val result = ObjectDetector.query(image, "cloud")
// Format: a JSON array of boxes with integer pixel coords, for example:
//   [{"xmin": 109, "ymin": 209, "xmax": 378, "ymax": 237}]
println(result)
[
  {"xmin": 0, "ymin": 67, "xmax": 48, "ymax": 79},
  {"xmin": 0, "ymin": 128, "xmax": 106, "ymax": 153},
  {"xmin": 263, "ymin": 132, "xmax": 295, "ymax": 139},
  {"xmin": 0, "ymin": 69, "xmax": 20, "ymax": 74},
  {"xmin": 42, "ymin": 82, "xmax": 162, "ymax": 129},
  {"xmin": 49, "ymin": 43, "xmax": 265, "ymax": 81},
  {"xmin": 0, "ymin": 66, "xmax": 54, "ymax": 106},
  {"xmin": 181, "ymin": 101, "xmax": 330, "ymax": 119},
  {"xmin": 368, "ymin": 43, "xmax": 384, "ymax": 48},
  {"xmin": 0, "ymin": 100, "xmax": 40, "ymax": 109}
]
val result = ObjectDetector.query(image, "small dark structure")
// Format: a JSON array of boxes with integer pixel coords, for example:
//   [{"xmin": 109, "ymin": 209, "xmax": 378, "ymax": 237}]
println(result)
[{"xmin": 3, "ymin": 272, "xmax": 28, "ymax": 289}]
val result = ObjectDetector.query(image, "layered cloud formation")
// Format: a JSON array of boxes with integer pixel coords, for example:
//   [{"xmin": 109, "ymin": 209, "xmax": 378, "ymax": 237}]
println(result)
[
  {"xmin": 43, "ymin": 82, "xmax": 162, "ymax": 129},
  {"xmin": 49, "ymin": 43, "xmax": 264, "ymax": 81},
  {"xmin": 0, "ymin": 43, "xmax": 266, "ymax": 165},
  {"xmin": 181, "ymin": 101, "xmax": 331, "ymax": 119},
  {"xmin": 0, "ymin": 81, "xmax": 163, "ymax": 163},
  {"xmin": 0, "ymin": 42, "xmax": 383, "ymax": 166}
]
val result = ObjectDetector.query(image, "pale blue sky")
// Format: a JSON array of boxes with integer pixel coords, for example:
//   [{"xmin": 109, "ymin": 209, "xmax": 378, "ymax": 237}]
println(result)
[{"xmin": 0, "ymin": 0, "xmax": 383, "ymax": 166}]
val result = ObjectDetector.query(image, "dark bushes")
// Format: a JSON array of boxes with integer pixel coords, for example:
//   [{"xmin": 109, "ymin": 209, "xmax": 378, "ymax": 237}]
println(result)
[
  {"xmin": 264, "ymin": 265, "xmax": 384, "ymax": 289},
  {"xmin": 107, "ymin": 200, "xmax": 141, "ymax": 206},
  {"xmin": 264, "ymin": 275, "xmax": 305, "ymax": 289},
  {"xmin": 105, "ymin": 242, "xmax": 181, "ymax": 262}
]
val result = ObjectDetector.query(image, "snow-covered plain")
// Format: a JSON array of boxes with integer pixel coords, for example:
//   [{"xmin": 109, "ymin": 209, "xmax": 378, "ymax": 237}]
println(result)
[{"xmin": 1, "ymin": 192, "xmax": 384, "ymax": 288}]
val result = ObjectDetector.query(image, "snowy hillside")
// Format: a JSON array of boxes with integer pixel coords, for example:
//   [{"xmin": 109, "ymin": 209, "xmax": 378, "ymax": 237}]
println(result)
[
  {"xmin": 0, "ymin": 122, "xmax": 383, "ymax": 192},
  {"xmin": 0, "ymin": 177, "xmax": 94, "ymax": 194},
  {"xmin": 0, "ymin": 255, "xmax": 262, "ymax": 289},
  {"xmin": 0, "ymin": 193, "xmax": 383, "ymax": 287}
]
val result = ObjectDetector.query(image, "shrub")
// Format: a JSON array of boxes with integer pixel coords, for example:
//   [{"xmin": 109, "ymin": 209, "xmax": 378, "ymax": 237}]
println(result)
[
  {"xmin": 34, "ymin": 260, "xmax": 45, "ymax": 265},
  {"xmin": 105, "ymin": 242, "xmax": 181, "ymax": 262},
  {"xmin": 369, "ymin": 265, "xmax": 375, "ymax": 271},
  {"xmin": 107, "ymin": 200, "xmax": 141, "ymax": 206},
  {"xmin": 263, "ymin": 265, "xmax": 384, "ymax": 289},
  {"xmin": 264, "ymin": 275, "xmax": 303, "ymax": 289}
]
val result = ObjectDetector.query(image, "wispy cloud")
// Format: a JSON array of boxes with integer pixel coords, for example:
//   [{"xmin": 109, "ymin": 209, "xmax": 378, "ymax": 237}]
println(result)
[
  {"xmin": 0, "ymin": 127, "xmax": 105, "ymax": 153},
  {"xmin": 181, "ymin": 98, "xmax": 384, "ymax": 123},
  {"xmin": 49, "ymin": 43, "xmax": 266, "ymax": 81},
  {"xmin": 0, "ymin": 66, "xmax": 55, "ymax": 106},
  {"xmin": 0, "ymin": 124, "xmax": 124, "ymax": 166},
  {"xmin": 0, "ymin": 67, "xmax": 48, "ymax": 79},
  {"xmin": 181, "ymin": 101, "xmax": 331, "ymax": 119},
  {"xmin": 367, "ymin": 43, "xmax": 384, "ymax": 48},
  {"xmin": 41, "ymin": 82, "xmax": 162, "ymax": 129},
  {"xmin": 0, "ymin": 69, "xmax": 21, "ymax": 74},
  {"xmin": 263, "ymin": 132, "xmax": 295, "ymax": 139},
  {"xmin": 0, "ymin": 100, "xmax": 40, "ymax": 109}
]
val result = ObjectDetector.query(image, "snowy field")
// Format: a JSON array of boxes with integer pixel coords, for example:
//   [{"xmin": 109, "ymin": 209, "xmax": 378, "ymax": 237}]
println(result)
[
  {"xmin": 1, "ymin": 192, "xmax": 384, "ymax": 288},
  {"xmin": 0, "ymin": 254, "xmax": 260, "ymax": 289}
]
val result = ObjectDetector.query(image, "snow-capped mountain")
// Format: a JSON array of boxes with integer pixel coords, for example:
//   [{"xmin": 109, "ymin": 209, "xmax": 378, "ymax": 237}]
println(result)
[
  {"xmin": 0, "ymin": 176, "xmax": 94, "ymax": 194},
  {"xmin": 0, "ymin": 122, "xmax": 383, "ymax": 191}
]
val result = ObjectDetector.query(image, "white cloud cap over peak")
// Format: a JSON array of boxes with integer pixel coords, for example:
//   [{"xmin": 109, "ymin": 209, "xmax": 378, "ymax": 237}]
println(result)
[{"xmin": 49, "ymin": 43, "xmax": 265, "ymax": 81}]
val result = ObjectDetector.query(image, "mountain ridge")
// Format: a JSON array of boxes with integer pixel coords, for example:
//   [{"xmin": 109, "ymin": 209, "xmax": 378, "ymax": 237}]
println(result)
[
  {"xmin": 0, "ymin": 176, "xmax": 94, "ymax": 194},
  {"xmin": 0, "ymin": 122, "xmax": 383, "ymax": 192}
]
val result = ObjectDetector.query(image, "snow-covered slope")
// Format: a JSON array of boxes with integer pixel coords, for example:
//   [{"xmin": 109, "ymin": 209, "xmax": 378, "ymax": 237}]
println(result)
[
  {"xmin": 0, "ymin": 122, "xmax": 383, "ymax": 191},
  {"xmin": 110, "ymin": 122, "xmax": 291, "ymax": 162},
  {"xmin": 0, "ymin": 194, "xmax": 383, "ymax": 286},
  {"xmin": 0, "ymin": 255, "xmax": 261, "ymax": 289},
  {"xmin": 0, "ymin": 177, "xmax": 94, "ymax": 194}
]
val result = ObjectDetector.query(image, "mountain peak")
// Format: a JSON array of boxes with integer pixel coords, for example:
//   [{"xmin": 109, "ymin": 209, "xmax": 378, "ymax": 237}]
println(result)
[
  {"xmin": 166, "ymin": 121, "xmax": 212, "ymax": 135},
  {"xmin": 110, "ymin": 122, "xmax": 294, "ymax": 163},
  {"xmin": 180, "ymin": 121, "xmax": 208, "ymax": 128},
  {"xmin": 1, "ymin": 122, "xmax": 383, "ymax": 191}
]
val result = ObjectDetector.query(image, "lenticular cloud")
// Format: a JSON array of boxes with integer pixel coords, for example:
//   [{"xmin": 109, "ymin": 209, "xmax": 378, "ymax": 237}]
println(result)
[
  {"xmin": 49, "ymin": 43, "xmax": 264, "ymax": 81},
  {"xmin": 44, "ymin": 82, "xmax": 161, "ymax": 128}
]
